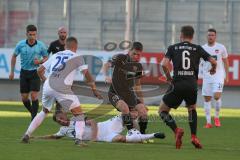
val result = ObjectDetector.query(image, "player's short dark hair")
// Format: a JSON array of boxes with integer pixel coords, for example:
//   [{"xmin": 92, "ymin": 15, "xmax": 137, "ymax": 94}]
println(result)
[
  {"xmin": 26, "ymin": 24, "xmax": 37, "ymax": 32},
  {"xmin": 131, "ymin": 41, "xmax": 143, "ymax": 51},
  {"xmin": 208, "ymin": 28, "xmax": 217, "ymax": 34},
  {"xmin": 66, "ymin": 36, "xmax": 78, "ymax": 44},
  {"xmin": 181, "ymin": 25, "xmax": 194, "ymax": 39}
]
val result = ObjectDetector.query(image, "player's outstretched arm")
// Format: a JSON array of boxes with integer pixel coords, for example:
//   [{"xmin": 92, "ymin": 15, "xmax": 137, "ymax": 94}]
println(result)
[
  {"xmin": 9, "ymin": 55, "xmax": 17, "ymax": 80},
  {"xmin": 31, "ymin": 134, "xmax": 63, "ymax": 140},
  {"xmin": 37, "ymin": 65, "xmax": 46, "ymax": 82},
  {"xmin": 82, "ymin": 69, "xmax": 103, "ymax": 99},
  {"xmin": 160, "ymin": 57, "xmax": 172, "ymax": 82},
  {"xmin": 208, "ymin": 57, "xmax": 217, "ymax": 75},
  {"xmin": 223, "ymin": 58, "xmax": 229, "ymax": 83},
  {"xmin": 102, "ymin": 61, "xmax": 112, "ymax": 84}
]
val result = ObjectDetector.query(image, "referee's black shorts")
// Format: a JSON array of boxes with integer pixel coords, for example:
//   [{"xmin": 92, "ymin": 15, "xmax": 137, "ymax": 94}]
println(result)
[
  {"xmin": 20, "ymin": 69, "xmax": 41, "ymax": 93},
  {"xmin": 108, "ymin": 89, "xmax": 141, "ymax": 111},
  {"xmin": 162, "ymin": 78, "xmax": 198, "ymax": 109}
]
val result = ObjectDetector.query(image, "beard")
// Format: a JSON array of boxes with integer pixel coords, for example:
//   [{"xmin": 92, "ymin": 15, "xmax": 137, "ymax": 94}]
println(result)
[{"xmin": 59, "ymin": 35, "xmax": 66, "ymax": 41}]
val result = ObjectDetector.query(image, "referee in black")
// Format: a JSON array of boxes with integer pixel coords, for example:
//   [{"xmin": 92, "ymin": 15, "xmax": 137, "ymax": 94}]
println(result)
[
  {"xmin": 47, "ymin": 26, "xmax": 68, "ymax": 114},
  {"xmin": 9, "ymin": 24, "xmax": 48, "ymax": 121},
  {"xmin": 159, "ymin": 25, "xmax": 217, "ymax": 149},
  {"xmin": 108, "ymin": 42, "xmax": 148, "ymax": 134}
]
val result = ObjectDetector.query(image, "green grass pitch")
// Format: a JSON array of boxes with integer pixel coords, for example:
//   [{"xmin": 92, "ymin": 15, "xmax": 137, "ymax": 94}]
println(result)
[{"xmin": 0, "ymin": 101, "xmax": 240, "ymax": 160}]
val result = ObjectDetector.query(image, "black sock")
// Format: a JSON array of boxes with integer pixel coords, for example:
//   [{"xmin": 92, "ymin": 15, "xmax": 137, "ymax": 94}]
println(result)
[
  {"xmin": 138, "ymin": 117, "xmax": 148, "ymax": 134},
  {"xmin": 122, "ymin": 113, "xmax": 133, "ymax": 130},
  {"xmin": 31, "ymin": 99, "xmax": 39, "ymax": 120},
  {"xmin": 188, "ymin": 109, "xmax": 197, "ymax": 135},
  {"xmin": 22, "ymin": 99, "xmax": 32, "ymax": 113},
  {"xmin": 159, "ymin": 111, "xmax": 177, "ymax": 132}
]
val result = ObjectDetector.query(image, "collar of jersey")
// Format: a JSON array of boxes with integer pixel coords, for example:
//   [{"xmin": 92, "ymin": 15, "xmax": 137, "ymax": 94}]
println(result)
[{"xmin": 26, "ymin": 40, "xmax": 38, "ymax": 47}]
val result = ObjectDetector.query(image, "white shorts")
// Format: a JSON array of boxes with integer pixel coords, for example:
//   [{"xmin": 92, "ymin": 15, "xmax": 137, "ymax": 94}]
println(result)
[
  {"xmin": 97, "ymin": 118, "xmax": 124, "ymax": 142},
  {"xmin": 42, "ymin": 81, "xmax": 80, "ymax": 111},
  {"xmin": 202, "ymin": 82, "xmax": 224, "ymax": 96}
]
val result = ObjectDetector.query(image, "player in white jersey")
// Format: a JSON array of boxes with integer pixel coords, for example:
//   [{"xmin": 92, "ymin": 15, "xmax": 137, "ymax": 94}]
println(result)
[
  {"xmin": 32, "ymin": 110, "xmax": 165, "ymax": 143},
  {"xmin": 21, "ymin": 37, "xmax": 102, "ymax": 146},
  {"xmin": 201, "ymin": 28, "xmax": 229, "ymax": 128}
]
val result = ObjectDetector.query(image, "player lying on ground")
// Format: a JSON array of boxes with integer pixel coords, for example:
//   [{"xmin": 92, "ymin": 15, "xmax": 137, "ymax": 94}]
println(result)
[{"xmin": 32, "ymin": 110, "xmax": 165, "ymax": 143}]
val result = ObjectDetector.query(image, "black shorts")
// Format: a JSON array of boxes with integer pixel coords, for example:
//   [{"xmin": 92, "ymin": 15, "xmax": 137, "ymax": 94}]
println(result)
[
  {"xmin": 162, "ymin": 79, "xmax": 198, "ymax": 109},
  {"xmin": 20, "ymin": 69, "xmax": 40, "ymax": 93},
  {"xmin": 108, "ymin": 88, "xmax": 141, "ymax": 111}
]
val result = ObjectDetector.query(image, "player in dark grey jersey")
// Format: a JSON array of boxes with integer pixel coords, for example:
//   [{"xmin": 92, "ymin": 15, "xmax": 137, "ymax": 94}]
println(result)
[
  {"xmin": 107, "ymin": 42, "xmax": 148, "ymax": 134},
  {"xmin": 159, "ymin": 26, "xmax": 217, "ymax": 149}
]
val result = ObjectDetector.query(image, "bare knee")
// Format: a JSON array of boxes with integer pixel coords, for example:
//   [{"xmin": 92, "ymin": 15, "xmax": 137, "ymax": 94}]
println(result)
[
  {"xmin": 116, "ymin": 100, "xmax": 129, "ymax": 114},
  {"xmin": 31, "ymin": 92, "xmax": 39, "ymax": 101},
  {"xmin": 43, "ymin": 108, "xmax": 50, "ymax": 114},
  {"xmin": 187, "ymin": 105, "xmax": 196, "ymax": 111},
  {"xmin": 214, "ymin": 93, "xmax": 221, "ymax": 101},
  {"xmin": 136, "ymin": 104, "xmax": 148, "ymax": 118},
  {"xmin": 112, "ymin": 135, "xmax": 126, "ymax": 142},
  {"xmin": 71, "ymin": 106, "xmax": 83, "ymax": 116},
  {"xmin": 159, "ymin": 101, "xmax": 171, "ymax": 113},
  {"xmin": 21, "ymin": 94, "xmax": 29, "ymax": 101}
]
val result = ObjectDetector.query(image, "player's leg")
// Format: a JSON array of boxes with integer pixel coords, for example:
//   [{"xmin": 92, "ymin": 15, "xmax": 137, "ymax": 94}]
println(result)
[
  {"xmin": 202, "ymin": 82, "xmax": 213, "ymax": 128},
  {"xmin": 213, "ymin": 83, "xmax": 224, "ymax": 127},
  {"xmin": 70, "ymin": 106, "xmax": 87, "ymax": 146},
  {"xmin": 20, "ymin": 71, "xmax": 32, "ymax": 118},
  {"xmin": 135, "ymin": 103, "xmax": 148, "ymax": 134},
  {"xmin": 21, "ymin": 91, "xmax": 54, "ymax": 143},
  {"xmin": 29, "ymin": 71, "xmax": 41, "ymax": 120},
  {"xmin": 185, "ymin": 87, "xmax": 202, "ymax": 149},
  {"xmin": 108, "ymin": 92, "xmax": 133, "ymax": 130}
]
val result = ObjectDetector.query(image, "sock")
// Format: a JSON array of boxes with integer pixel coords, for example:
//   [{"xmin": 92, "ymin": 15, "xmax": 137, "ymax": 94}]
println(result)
[
  {"xmin": 75, "ymin": 121, "xmax": 85, "ymax": 140},
  {"xmin": 138, "ymin": 117, "xmax": 148, "ymax": 134},
  {"xmin": 22, "ymin": 99, "xmax": 32, "ymax": 114},
  {"xmin": 159, "ymin": 111, "xmax": 177, "ymax": 132},
  {"xmin": 126, "ymin": 133, "xmax": 154, "ymax": 142},
  {"xmin": 122, "ymin": 114, "xmax": 133, "ymax": 130},
  {"xmin": 215, "ymin": 99, "xmax": 221, "ymax": 118},
  {"xmin": 32, "ymin": 100, "xmax": 39, "ymax": 120},
  {"xmin": 204, "ymin": 101, "xmax": 211, "ymax": 124},
  {"xmin": 25, "ymin": 111, "xmax": 47, "ymax": 136},
  {"xmin": 188, "ymin": 109, "xmax": 197, "ymax": 136}
]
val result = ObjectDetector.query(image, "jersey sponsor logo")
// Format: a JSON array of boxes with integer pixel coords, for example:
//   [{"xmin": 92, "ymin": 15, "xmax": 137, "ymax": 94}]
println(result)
[{"xmin": 215, "ymin": 49, "xmax": 219, "ymax": 54}]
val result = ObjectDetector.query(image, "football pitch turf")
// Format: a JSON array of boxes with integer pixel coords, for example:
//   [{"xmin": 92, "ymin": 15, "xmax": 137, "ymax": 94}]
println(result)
[{"xmin": 0, "ymin": 101, "xmax": 239, "ymax": 160}]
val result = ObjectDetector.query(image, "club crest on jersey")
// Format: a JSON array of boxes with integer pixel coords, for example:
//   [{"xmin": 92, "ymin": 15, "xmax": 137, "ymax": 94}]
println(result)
[{"xmin": 215, "ymin": 49, "xmax": 219, "ymax": 54}]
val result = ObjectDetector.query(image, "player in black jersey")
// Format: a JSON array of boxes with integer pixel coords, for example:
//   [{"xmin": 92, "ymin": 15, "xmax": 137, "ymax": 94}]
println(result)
[
  {"xmin": 47, "ymin": 27, "xmax": 68, "ymax": 114},
  {"xmin": 159, "ymin": 26, "xmax": 217, "ymax": 149},
  {"xmin": 47, "ymin": 26, "xmax": 67, "ymax": 55},
  {"xmin": 107, "ymin": 42, "xmax": 148, "ymax": 134}
]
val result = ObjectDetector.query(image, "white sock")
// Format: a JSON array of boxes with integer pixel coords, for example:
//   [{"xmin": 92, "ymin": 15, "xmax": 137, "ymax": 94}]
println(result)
[
  {"xmin": 126, "ymin": 133, "xmax": 154, "ymax": 142},
  {"xmin": 204, "ymin": 101, "xmax": 211, "ymax": 124},
  {"xmin": 215, "ymin": 99, "xmax": 222, "ymax": 118},
  {"xmin": 75, "ymin": 121, "xmax": 85, "ymax": 140},
  {"xmin": 25, "ymin": 111, "xmax": 47, "ymax": 136}
]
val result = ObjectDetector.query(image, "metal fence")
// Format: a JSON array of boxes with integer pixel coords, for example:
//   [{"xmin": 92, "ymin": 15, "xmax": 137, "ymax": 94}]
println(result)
[{"xmin": 0, "ymin": 0, "xmax": 240, "ymax": 53}]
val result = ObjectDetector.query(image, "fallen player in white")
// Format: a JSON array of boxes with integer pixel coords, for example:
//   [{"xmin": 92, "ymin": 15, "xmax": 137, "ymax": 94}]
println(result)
[{"xmin": 33, "ymin": 110, "xmax": 165, "ymax": 143}]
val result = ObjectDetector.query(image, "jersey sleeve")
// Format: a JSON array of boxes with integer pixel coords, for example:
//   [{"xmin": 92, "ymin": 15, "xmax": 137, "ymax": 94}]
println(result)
[
  {"xmin": 40, "ymin": 42, "xmax": 48, "ymax": 57},
  {"xmin": 78, "ymin": 58, "xmax": 88, "ymax": 71},
  {"xmin": 111, "ymin": 54, "xmax": 127, "ymax": 67},
  {"xmin": 198, "ymin": 45, "xmax": 211, "ymax": 61},
  {"xmin": 221, "ymin": 45, "xmax": 228, "ymax": 59},
  {"xmin": 42, "ymin": 55, "xmax": 54, "ymax": 71},
  {"xmin": 165, "ymin": 45, "xmax": 174, "ymax": 60},
  {"xmin": 13, "ymin": 42, "xmax": 22, "ymax": 56},
  {"xmin": 47, "ymin": 42, "xmax": 53, "ymax": 55}
]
